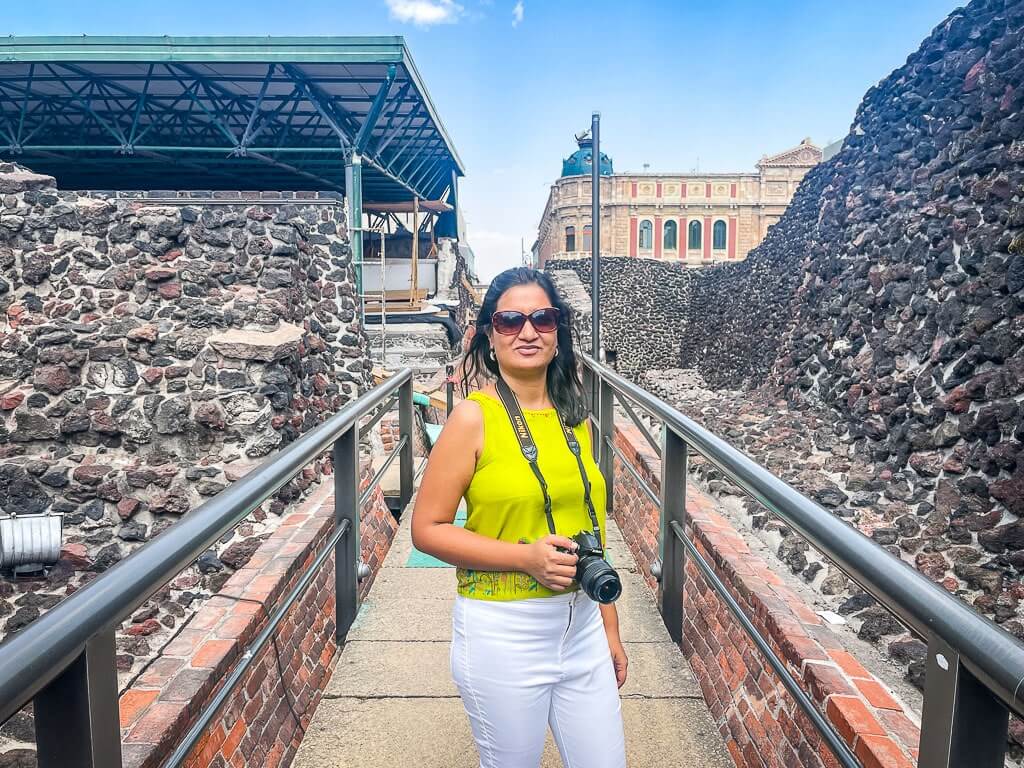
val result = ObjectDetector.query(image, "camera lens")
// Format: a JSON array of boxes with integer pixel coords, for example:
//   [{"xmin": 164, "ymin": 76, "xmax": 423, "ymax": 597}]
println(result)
[{"xmin": 578, "ymin": 553, "xmax": 622, "ymax": 604}]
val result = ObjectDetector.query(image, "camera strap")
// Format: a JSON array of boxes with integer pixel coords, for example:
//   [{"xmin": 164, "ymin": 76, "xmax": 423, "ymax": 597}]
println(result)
[{"xmin": 494, "ymin": 377, "xmax": 603, "ymax": 547}]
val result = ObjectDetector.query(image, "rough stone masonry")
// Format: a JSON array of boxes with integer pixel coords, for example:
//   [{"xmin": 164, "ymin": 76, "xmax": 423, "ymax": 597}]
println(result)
[
  {"xmin": 0, "ymin": 164, "xmax": 371, "ymax": 681},
  {"xmin": 685, "ymin": 0, "xmax": 1024, "ymax": 617},
  {"xmin": 547, "ymin": 0, "xmax": 1024, "ymax": 707}
]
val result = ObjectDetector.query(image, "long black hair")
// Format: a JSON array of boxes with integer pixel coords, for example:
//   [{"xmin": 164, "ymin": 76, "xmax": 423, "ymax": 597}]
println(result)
[{"xmin": 461, "ymin": 267, "xmax": 588, "ymax": 426}]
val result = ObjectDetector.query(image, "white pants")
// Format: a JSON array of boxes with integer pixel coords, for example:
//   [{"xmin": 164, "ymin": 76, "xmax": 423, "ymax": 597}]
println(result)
[{"xmin": 450, "ymin": 590, "xmax": 627, "ymax": 768}]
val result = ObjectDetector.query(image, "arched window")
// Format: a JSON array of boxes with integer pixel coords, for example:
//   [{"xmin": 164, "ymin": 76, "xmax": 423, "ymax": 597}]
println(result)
[
  {"xmin": 582, "ymin": 224, "xmax": 593, "ymax": 252},
  {"xmin": 565, "ymin": 226, "xmax": 576, "ymax": 252},
  {"xmin": 663, "ymin": 220, "xmax": 678, "ymax": 250},
  {"xmin": 688, "ymin": 220, "xmax": 702, "ymax": 250},
  {"xmin": 639, "ymin": 220, "xmax": 653, "ymax": 250},
  {"xmin": 713, "ymin": 220, "xmax": 727, "ymax": 250}
]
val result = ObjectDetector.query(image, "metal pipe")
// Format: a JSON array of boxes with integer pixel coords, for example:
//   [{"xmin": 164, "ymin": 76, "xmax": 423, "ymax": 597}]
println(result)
[
  {"xmin": 602, "ymin": 435, "xmax": 660, "ymax": 507},
  {"xmin": 359, "ymin": 394, "xmax": 399, "ymax": 438},
  {"xmin": 670, "ymin": 521, "xmax": 860, "ymax": 768},
  {"xmin": 346, "ymin": 153, "xmax": 365, "ymax": 318},
  {"xmin": 616, "ymin": 395, "xmax": 661, "ymax": 458},
  {"xmin": 590, "ymin": 110, "xmax": 600, "ymax": 357},
  {"xmin": 0, "ymin": 368, "xmax": 412, "ymax": 724},
  {"xmin": 582, "ymin": 354, "xmax": 1024, "ymax": 720},
  {"xmin": 358, "ymin": 435, "xmax": 407, "ymax": 508}
]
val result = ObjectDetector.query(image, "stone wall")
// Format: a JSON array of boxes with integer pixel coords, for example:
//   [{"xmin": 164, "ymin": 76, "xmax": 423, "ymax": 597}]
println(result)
[
  {"xmin": 674, "ymin": 0, "xmax": 1024, "ymax": 626},
  {"xmin": 545, "ymin": 256, "xmax": 693, "ymax": 377},
  {"xmin": 0, "ymin": 163, "xmax": 371, "ymax": 675},
  {"xmin": 678, "ymin": 164, "xmax": 833, "ymax": 388}
]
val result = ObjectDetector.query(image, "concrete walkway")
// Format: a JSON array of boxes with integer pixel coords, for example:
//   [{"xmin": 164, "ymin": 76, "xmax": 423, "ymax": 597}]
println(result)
[{"xmin": 294, "ymin": 503, "xmax": 731, "ymax": 767}]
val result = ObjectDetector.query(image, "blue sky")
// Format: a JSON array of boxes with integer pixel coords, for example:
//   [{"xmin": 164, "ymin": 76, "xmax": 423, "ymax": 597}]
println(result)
[{"xmin": 4, "ymin": 0, "xmax": 961, "ymax": 279}]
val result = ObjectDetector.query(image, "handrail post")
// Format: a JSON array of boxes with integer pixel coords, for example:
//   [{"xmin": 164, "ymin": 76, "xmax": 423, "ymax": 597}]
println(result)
[
  {"xmin": 583, "ymin": 364, "xmax": 598, "ymax": 463},
  {"xmin": 398, "ymin": 376, "xmax": 414, "ymax": 511},
  {"xmin": 598, "ymin": 375, "xmax": 614, "ymax": 515},
  {"xmin": 34, "ymin": 629, "xmax": 121, "ymax": 768},
  {"xmin": 445, "ymin": 363, "xmax": 454, "ymax": 417},
  {"xmin": 918, "ymin": 635, "xmax": 1008, "ymax": 768},
  {"xmin": 333, "ymin": 426, "xmax": 359, "ymax": 640},
  {"xmin": 659, "ymin": 428, "xmax": 687, "ymax": 644}
]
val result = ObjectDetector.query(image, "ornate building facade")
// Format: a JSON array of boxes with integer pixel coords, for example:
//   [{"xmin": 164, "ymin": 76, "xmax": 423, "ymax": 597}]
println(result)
[{"xmin": 534, "ymin": 136, "xmax": 822, "ymax": 267}]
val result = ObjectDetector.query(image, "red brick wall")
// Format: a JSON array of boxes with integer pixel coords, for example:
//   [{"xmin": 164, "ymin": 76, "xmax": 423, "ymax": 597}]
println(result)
[
  {"xmin": 118, "ymin": 463, "xmax": 397, "ymax": 768},
  {"xmin": 611, "ymin": 423, "xmax": 920, "ymax": 768}
]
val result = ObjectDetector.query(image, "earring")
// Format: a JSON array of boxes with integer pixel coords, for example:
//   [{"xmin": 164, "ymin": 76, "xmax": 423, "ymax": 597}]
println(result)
[
  {"xmin": 488, "ymin": 348, "xmax": 496, "ymax": 362},
  {"xmin": 554, "ymin": 348, "xmax": 560, "ymax": 357}
]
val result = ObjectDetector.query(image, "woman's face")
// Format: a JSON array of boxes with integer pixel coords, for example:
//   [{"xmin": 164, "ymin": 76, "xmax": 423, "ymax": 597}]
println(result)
[{"xmin": 489, "ymin": 283, "xmax": 558, "ymax": 375}]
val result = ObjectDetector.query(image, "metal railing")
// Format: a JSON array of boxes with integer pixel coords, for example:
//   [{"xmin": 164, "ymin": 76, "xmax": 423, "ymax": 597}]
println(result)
[
  {"xmin": 582, "ymin": 354, "xmax": 1024, "ymax": 768},
  {"xmin": 0, "ymin": 369, "xmax": 415, "ymax": 768}
]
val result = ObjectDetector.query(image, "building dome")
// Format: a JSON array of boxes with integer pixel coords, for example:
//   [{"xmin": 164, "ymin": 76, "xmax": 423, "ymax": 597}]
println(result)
[{"xmin": 561, "ymin": 135, "xmax": 613, "ymax": 177}]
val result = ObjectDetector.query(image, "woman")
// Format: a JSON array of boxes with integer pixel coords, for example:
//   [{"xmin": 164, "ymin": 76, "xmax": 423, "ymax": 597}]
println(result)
[{"xmin": 411, "ymin": 267, "xmax": 628, "ymax": 768}]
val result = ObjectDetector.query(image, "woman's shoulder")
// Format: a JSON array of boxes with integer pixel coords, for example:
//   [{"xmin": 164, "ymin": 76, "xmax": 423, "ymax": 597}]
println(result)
[
  {"xmin": 464, "ymin": 388, "xmax": 500, "ymax": 410},
  {"xmin": 432, "ymin": 397, "xmax": 485, "ymax": 455},
  {"xmin": 450, "ymin": 394, "xmax": 486, "ymax": 424}
]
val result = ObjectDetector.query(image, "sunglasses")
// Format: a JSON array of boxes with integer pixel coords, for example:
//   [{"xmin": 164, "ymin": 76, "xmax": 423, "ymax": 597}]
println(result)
[{"xmin": 490, "ymin": 307, "xmax": 561, "ymax": 335}]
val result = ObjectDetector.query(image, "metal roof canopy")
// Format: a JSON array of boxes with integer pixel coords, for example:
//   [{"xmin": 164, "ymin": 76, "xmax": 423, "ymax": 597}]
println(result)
[{"xmin": 0, "ymin": 36, "xmax": 464, "ymax": 202}]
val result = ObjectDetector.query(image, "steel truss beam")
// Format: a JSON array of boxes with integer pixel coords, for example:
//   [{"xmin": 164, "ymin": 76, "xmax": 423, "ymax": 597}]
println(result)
[{"xmin": 0, "ymin": 57, "xmax": 456, "ymax": 200}]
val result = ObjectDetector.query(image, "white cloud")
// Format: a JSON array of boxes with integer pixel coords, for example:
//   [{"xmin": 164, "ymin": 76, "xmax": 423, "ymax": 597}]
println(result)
[
  {"xmin": 386, "ymin": 0, "xmax": 463, "ymax": 26},
  {"xmin": 512, "ymin": 0, "xmax": 524, "ymax": 27}
]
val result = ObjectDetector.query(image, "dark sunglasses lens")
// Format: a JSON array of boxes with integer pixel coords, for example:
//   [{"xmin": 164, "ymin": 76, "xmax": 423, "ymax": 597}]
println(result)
[
  {"xmin": 492, "ymin": 311, "xmax": 526, "ymax": 334},
  {"xmin": 530, "ymin": 309, "xmax": 559, "ymax": 332}
]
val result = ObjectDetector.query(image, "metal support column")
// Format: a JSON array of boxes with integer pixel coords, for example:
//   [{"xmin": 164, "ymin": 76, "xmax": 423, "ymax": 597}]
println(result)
[
  {"xmin": 598, "ymin": 377, "xmax": 614, "ymax": 515},
  {"xmin": 590, "ymin": 110, "xmax": 601, "ymax": 359},
  {"xmin": 582, "ymin": 365, "xmax": 597, "ymax": 462},
  {"xmin": 333, "ymin": 426, "xmax": 359, "ymax": 641},
  {"xmin": 918, "ymin": 635, "xmax": 1008, "ymax": 768},
  {"xmin": 345, "ymin": 152, "xmax": 365, "ymax": 313},
  {"xmin": 445, "ymin": 363, "xmax": 455, "ymax": 417},
  {"xmin": 398, "ymin": 377, "xmax": 414, "ymax": 511},
  {"xmin": 35, "ymin": 630, "xmax": 122, "ymax": 768},
  {"xmin": 659, "ymin": 429, "xmax": 688, "ymax": 644}
]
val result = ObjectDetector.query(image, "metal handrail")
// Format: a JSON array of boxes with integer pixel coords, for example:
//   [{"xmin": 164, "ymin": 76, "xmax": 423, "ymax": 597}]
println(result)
[
  {"xmin": 0, "ymin": 368, "xmax": 415, "ymax": 767},
  {"xmin": 583, "ymin": 353, "xmax": 1024, "ymax": 767}
]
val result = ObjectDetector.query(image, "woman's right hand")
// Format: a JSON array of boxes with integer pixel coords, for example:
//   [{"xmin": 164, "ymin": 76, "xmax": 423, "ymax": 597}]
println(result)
[{"xmin": 522, "ymin": 535, "xmax": 579, "ymax": 591}]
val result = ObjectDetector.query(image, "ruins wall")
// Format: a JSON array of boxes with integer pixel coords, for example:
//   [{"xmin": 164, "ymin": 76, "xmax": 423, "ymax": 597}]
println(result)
[
  {"xmin": 679, "ymin": 0, "xmax": 1024, "ymax": 626},
  {"xmin": 0, "ymin": 164, "xmax": 371, "ymax": 679},
  {"xmin": 549, "ymin": 0, "xmax": 1024, "ymax": 657},
  {"xmin": 545, "ymin": 256, "xmax": 693, "ymax": 377}
]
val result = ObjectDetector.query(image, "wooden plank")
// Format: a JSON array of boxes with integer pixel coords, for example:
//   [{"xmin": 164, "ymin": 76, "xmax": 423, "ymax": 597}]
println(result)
[{"xmin": 364, "ymin": 288, "xmax": 428, "ymax": 302}]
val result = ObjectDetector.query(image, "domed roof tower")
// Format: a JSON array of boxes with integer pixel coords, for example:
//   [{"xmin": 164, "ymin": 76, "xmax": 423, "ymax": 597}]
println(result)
[{"xmin": 561, "ymin": 133, "xmax": 613, "ymax": 177}]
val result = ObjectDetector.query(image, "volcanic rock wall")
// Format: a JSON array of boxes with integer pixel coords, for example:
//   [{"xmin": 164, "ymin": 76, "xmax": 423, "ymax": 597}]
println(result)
[
  {"xmin": 545, "ymin": 256, "xmax": 693, "ymax": 377},
  {"xmin": 680, "ymin": 0, "xmax": 1024, "ymax": 625},
  {"xmin": 0, "ymin": 163, "xmax": 370, "ymax": 663},
  {"xmin": 679, "ymin": 164, "xmax": 834, "ymax": 388}
]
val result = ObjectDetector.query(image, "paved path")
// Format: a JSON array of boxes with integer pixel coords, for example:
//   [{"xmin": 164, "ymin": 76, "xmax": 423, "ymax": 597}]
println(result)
[{"xmin": 294, "ymin": 502, "xmax": 731, "ymax": 767}]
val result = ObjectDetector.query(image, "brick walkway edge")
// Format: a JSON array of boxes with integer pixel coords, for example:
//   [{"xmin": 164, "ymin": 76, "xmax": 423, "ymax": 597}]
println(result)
[
  {"xmin": 611, "ymin": 423, "xmax": 920, "ymax": 768},
  {"xmin": 117, "ymin": 463, "xmax": 397, "ymax": 768}
]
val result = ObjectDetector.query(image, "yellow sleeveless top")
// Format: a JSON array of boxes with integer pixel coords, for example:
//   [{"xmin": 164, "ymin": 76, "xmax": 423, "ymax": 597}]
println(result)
[{"xmin": 457, "ymin": 390, "xmax": 607, "ymax": 601}]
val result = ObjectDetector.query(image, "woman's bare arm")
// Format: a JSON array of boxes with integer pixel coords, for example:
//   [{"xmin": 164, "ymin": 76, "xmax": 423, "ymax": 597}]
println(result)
[{"xmin": 411, "ymin": 400, "xmax": 578, "ymax": 587}]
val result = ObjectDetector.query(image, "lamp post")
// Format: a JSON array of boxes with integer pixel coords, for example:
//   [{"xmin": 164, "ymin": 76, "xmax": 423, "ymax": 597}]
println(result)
[{"xmin": 591, "ymin": 111, "xmax": 600, "ymax": 358}]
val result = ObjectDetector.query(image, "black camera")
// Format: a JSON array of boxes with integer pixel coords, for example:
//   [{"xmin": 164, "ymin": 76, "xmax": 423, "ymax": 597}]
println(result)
[{"xmin": 563, "ymin": 530, "xmax": 621, "ymax": 604}]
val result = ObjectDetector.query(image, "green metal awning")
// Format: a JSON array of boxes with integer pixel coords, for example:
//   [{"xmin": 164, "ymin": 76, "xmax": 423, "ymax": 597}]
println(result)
[{"xmin": 0, "ymin": 36, "xmax": 464, "ymax": 201}]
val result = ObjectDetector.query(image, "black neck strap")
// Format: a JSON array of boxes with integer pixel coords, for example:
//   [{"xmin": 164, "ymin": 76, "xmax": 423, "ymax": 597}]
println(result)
[{"xmin": 493, "ymin": 377, "xmax": 603, "ymax": 547}]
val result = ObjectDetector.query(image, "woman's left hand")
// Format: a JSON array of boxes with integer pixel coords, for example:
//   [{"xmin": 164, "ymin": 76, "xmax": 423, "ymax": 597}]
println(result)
[{"xmin": 609, "ymin": 639, "xmax": 628, "ymax": 688}]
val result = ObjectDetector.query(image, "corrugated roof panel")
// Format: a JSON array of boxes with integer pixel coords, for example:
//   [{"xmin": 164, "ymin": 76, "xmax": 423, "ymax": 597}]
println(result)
[{"xmin": 0, "ymin": 36, "xmax": 463, "ymax": 202}]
